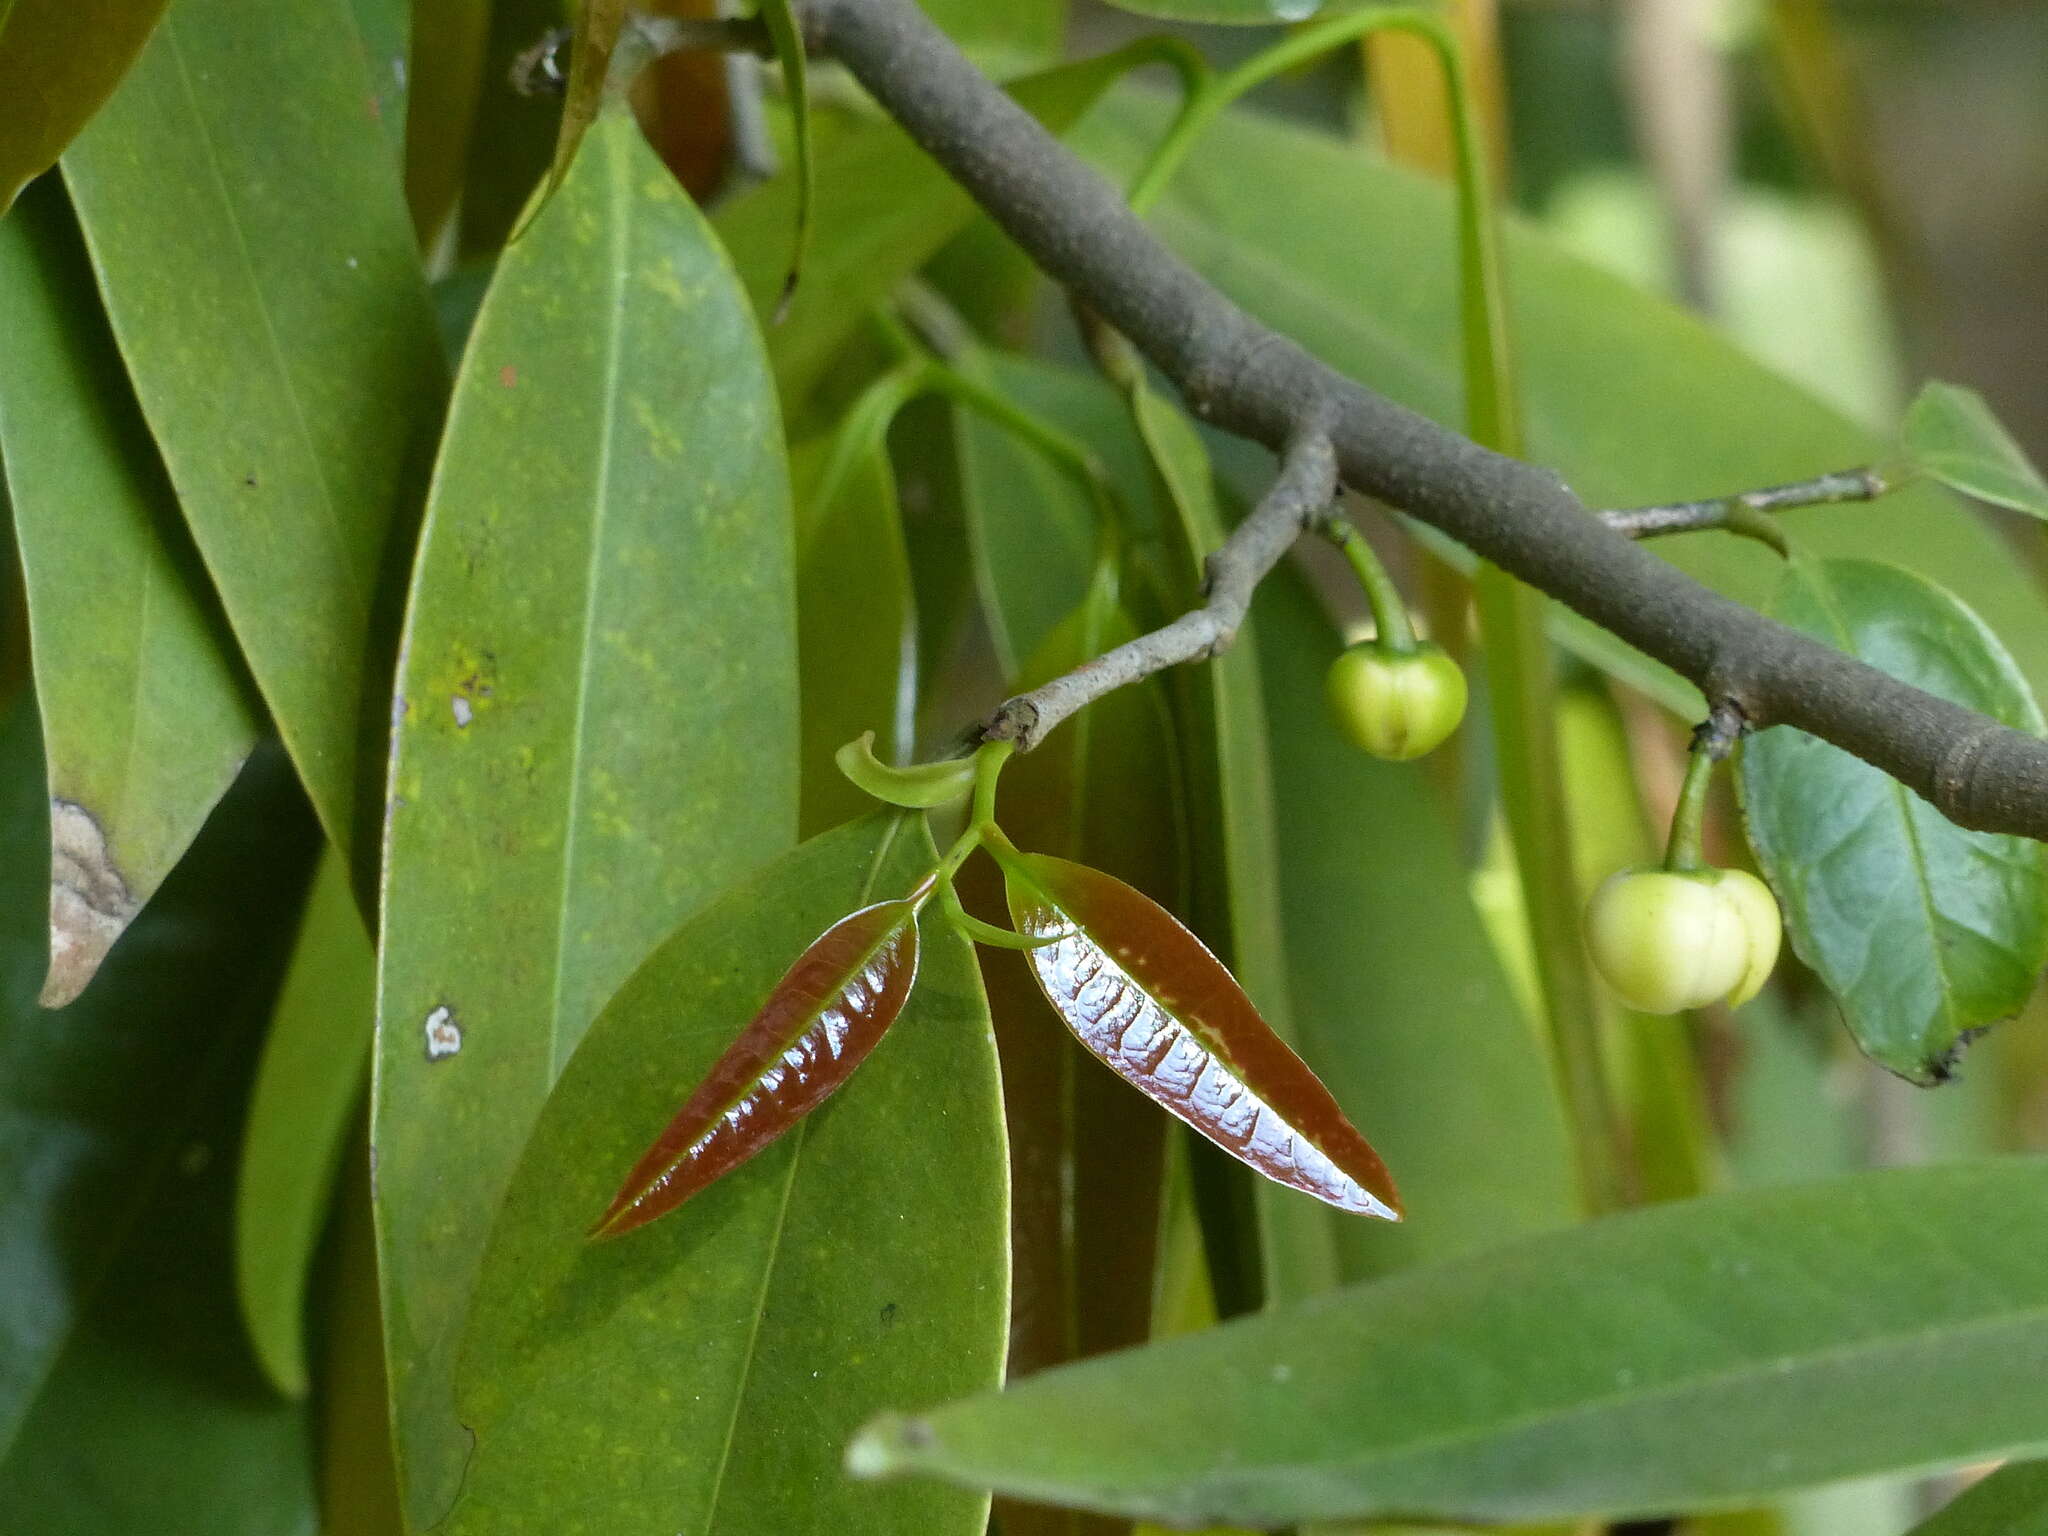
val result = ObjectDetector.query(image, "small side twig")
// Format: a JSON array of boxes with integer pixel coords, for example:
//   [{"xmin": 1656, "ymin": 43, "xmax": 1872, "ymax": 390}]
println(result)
[
  {"xmin": 1600, "ymin": 466, "xmax": 1889, "ymax": 541},
  {"xmin": 982, "ymin": 427, "xmax": 1339, "ymax": 752}
]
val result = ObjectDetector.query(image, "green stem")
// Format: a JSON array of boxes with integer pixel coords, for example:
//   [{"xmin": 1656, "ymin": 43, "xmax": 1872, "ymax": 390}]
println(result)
[
  {"xmin": 971, "ymin": 738, "xmax": 1013, "ymax": 833},
  {"xmin": 1662, "ymin": 744, "xmax": 1716, "ymax": 874},
  {"xmin": 1323, "ymin": 521, "xmax": 1418, "ymax": 654}
]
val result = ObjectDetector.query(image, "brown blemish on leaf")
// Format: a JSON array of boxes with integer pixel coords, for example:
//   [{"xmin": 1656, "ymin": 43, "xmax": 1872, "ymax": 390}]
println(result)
[
  {"xmin": 42, "ymin": 800, "xmax": 142, "ymax": 1008},
  {"xmin": 499, "ymin": 365, "xmax": 518, "ymax": 389}
]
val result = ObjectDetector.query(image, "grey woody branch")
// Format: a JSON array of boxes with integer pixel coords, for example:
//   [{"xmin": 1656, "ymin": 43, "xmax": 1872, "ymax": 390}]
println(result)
[
  {"xmin": 799, "ymin": 0, "xmax": 2048, "ymax": 842},
  {"xmin": 1601, "ymin": 467, "xmax": 1890, "ymax": 540}
]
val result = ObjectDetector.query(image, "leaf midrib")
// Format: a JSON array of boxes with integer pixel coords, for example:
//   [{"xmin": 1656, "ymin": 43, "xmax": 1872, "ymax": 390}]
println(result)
[{"xmin": 545, "ymin": 120, "xmax": 633, "ymax": 1078}]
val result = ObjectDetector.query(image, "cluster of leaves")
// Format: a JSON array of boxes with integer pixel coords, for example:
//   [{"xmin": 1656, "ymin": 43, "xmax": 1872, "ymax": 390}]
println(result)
[{"xmin": 3, "ymin": 1, "xmax": 2048, "ymax": 1534}]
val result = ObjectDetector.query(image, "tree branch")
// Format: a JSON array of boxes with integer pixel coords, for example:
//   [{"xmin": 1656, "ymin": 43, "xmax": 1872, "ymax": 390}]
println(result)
[
  {"xmin": 984, "ymin": 427, "xmax": 1338, "ymax": 751},
  {"xmin": 807, "ymin": 0, "xmax": 2048, "ymax": 843},
  {"xmin": 1601, "ymin": 466, "xmax": 1889, "ymax": 539}
]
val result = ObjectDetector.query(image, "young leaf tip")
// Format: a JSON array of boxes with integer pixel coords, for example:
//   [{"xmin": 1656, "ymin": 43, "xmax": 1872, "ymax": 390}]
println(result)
[
  {"xmin": 591, "ymin": 895, "xmax": 924, "ymax": 1238},
  {"xmin": 836, "ymin": 731, "xmax": 977, "ymax": 809},
  {"xmin": 1003, "ymin": 850, "xmax": 1403, "ymax": 1222}
]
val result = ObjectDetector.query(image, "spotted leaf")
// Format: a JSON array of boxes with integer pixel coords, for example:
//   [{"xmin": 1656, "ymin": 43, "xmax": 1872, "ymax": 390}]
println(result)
[
  {"xmin": 593, "ymin": 890, "xmax": 926, "ymax": 1237},
  {"xmin": 1001, "ymin": 848, "xmax": 1401, "ymax": 1220}
]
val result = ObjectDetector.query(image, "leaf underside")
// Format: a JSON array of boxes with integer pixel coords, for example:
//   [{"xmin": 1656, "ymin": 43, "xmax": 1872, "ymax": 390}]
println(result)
[
  {"xmin": 596, "ymin": 894, "xmax": 923, "ymax": 1236},
  {"xmin": 1004, "ymin": 849, "xmax": 1400, "ymax": 1220}
]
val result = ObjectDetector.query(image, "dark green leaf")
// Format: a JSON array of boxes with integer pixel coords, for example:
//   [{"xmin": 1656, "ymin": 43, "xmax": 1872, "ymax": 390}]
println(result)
[
  {"xmin": 0, "ymin": 0, "xmax": 168, "ymax": 211},
  {"xmin": 0, "ymin": 177, "xmax": 257, "ymax": 1006},
  {"xmin": 1908, "ymin": 1463, "xmax": 2048, "ymax": 1536},
  {"xmin": 1903, "ymin": 382, "xmax": 2048, "ymax": 520},
  {"xmin": 443, "ymin": 814, "xmax": 1007, "ymax": 1536},
  {"xmin": 1738, "ymin": 559, "xmax": 2048, "ymax": 1082},
  {"xmin": 792, "ymin": 428, "xmax": 918, "ymax": 833},
  {"xmin": 402, "ymin": 0, "xmax": 490, "ymax": 243},
  {"xmin": 374, "ymin": 104, "xmax": 797, "ymax": 1530},
  {"xmin": 1254, "ymin": 563, "xmax": 1577, "ymax": 1279},
  {"xmin": 235, "ymin": 851, "xmax": 374, "ymax": 1399},
  {"xmin": 714, "ymin": 50, "xmax": 1158, "ymax": 416},
  {"xmin": 850, "ymin": 1158, "xmax": 2048, "ymax": 1527},
  {"xmin": 61, "ymin": 0, "xmax": 445, "ymax": 867},
  {"xmin": 0, "ymin": 700, "xmax": 323, "ymax": 1529},
  {"xmin": 1078, "ymin": 93, "xmax": 2048, "ymax": 714}
]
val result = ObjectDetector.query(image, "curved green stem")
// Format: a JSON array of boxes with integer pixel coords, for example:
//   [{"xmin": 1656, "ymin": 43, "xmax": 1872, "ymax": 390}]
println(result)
[
  {"xmin": 1323, "ymin": 520, "xmax": 1418, "ymax": 654},
  {"xmin": 971, "ymin": 738, "xmax": 1013, "ymax": 833},
  {"xmin": 937, "ymin": 878, "xmax": 1065, "ymax": 950},
  {"xmin": 1662, "ymin": 743, "xmax": 1716, "ymax": 875}
]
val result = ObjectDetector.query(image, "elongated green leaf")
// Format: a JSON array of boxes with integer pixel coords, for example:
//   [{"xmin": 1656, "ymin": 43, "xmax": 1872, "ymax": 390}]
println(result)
[
  {"xmin": 1001, "ymin": 846, "xmax": 1402, "ymax": 1219},
  {"xmin": 0, "ymin": 177, "xmax": 257, "ymax": 1007},
  {"xmin": 714, "ymin": 49, "xmax": 1159, "ymax": 416},
  {"xmin": 1253, "ymin": 564, "xmax": 1576, "ymax": 1279},
  {"xmin": 955, "ymin": 353, "xmax": 1161, "ymax": 677},
  {"xmin": 760, "ymin": 0, "xmax": 811, "ymax": 313},
  {"xmin": 851, "ymin": 1158, "xmax": 2048, "ymax": 1527},
  {"xmin": 1739, "ymin": 559, "xmax": 2048, "ymax": 1082},
  {"xmin": 1076, "ymin": 93, "xmax": 2048, "ymax": 712},
  {"xmin": 444, "ymin": 813, "xmax": 1006, "ymax": 1536},
  {"xmin": 61, "ymin": 0, "xmax": 445, "ymax": 869},
  {"xmin": 0, "ymin": 702, "xmax": 322, "ymax": 1527},
  {"xmin": 235, "ymin": 851, "xmax": 374, "ymax": 1399},
  {"xmin": 374, "ymin": 103, "xmax": 796, "ymax": 1530},
  {"xmin": 593, "ymin": 889, "xmax": 925, "ymax": 1236},
  {"xmin": 1910, "ymin": 1463, "xmax": 2048, "ymax": 1536},
  {"xmin": 0, "ymin": 0, "xmax": 168, "ymax": 211},
  {"xmin": 1903, "ymin": 381, "xmax": 2048, "ymax": 520},
  {"xmin": 793, "ymin": 431, "xmax": 918, "ymax": 833}
]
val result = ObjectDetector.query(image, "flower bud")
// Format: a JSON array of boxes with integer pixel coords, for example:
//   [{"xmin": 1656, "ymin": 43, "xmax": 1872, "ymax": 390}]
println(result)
[
  {"xmin": 1585, "ymin": 865, "xmax": 1781, "ymax": 1014},
  {"xmin": 1325, "ymin": 641, "xmax": 1468, "ymax": 761}
]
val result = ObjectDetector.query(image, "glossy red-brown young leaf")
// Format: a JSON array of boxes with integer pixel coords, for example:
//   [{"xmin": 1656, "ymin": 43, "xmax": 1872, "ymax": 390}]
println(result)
[
  {"xmin": 1003, "ymin": 850, "xmax": 1402, "ymax": 1221},
  {"xmin": 591, "ymin": 893, "xmax": 923, "ymax": 1238}
]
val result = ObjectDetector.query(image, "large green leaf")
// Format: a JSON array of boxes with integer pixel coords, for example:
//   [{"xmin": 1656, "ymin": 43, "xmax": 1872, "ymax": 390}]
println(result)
[
  {"xmin": 235, "ymin": 850, "xmax": 374, "ymax": 1399},
  {"xmin": 1075, "ymin": 94, "xmax": 2048, "ymax": 713},
  {"xmin": 0, "ymin": 0, "xmax": 168, "ymax": 211},
  {"xmin": 0, "ymin": 701, "xmax": 323, "ymax": 1530},
  {"xmin": 0, "ymin": 177, "xmax": 257, "ymax": 1006},
  {"xmin": 442, "ymin": 813, "xmax": 1007, "ymax": 1536},
  {"xmin": 1253, "ymin": 564, "xmax": 1576, "ymax": 1279},
  {"xmin": 374, "ymin": 105, "xmax": 797, "ymax": 1530},
  {"xmin": 1738, "ymin": 559, "xmax": 2048, "ymax": 1082},
  {"xmin": 1909, "ymin": 1463, "xmax": 2048, "ymax": 1536},
  {"xmin": 851, "ymin": 1158, "xmax": 2048, "ymax": 1527},
  {"xmin": 714, "ymin": 50, "xmax": 1159, "ymax": 418},
  {"xmin": 61, "ymin": 0, "xmax": 445, "ymax": 869}
]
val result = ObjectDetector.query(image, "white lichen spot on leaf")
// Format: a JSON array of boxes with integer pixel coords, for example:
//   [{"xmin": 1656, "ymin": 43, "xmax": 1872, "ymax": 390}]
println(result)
[
  {"xmin": 42, "ymin": 799, "xmax": 142, "ymax": 1009},
  {"xmin": 424, "ymin": 1004, "xmax": 463, "ymax": 1061}
]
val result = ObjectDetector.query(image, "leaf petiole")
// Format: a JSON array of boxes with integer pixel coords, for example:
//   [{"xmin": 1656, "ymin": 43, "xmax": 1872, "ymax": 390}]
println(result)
[{"xmin": 937, "ymin": 879, "xmax": 1067, "ymax": 951}]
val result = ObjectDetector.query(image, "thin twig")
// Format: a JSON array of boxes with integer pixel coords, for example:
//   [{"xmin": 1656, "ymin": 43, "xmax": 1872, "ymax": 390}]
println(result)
[
  {"xmin": 982, "ymin": 428, "xmax": 1339, "ymax": 752},
  {"xmin": 1601, "ymin": 466, "xmax": 1889, "ymax": 539}
]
